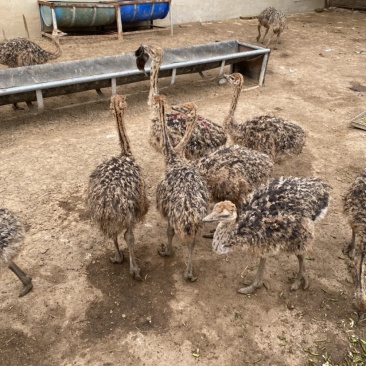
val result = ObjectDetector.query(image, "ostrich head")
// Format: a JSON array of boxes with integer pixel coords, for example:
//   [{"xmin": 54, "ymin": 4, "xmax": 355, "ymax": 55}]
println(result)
[
  {"xmin": 220, "ymin": 73, "xmax": 244, "ymax": 88},
  {"xmin": 203, "ymin": 201, "xmax": 237, "ymax": 255},
  {"xmin": 203, "ymin": 201, "xmax": 237, "ymax": 224},
  {"xmin": 135, "ymin": 44, "xmax": 163, "ymax": 73}
]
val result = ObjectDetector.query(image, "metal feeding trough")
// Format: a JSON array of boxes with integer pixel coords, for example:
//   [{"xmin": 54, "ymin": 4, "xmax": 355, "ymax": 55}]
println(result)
[{"xmin": 0, "ymin": 40, "xmax": 270, "ymax": 113}]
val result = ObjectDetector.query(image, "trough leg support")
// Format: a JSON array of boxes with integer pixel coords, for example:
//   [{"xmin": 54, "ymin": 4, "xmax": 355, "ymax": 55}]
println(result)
[
  {"xmin": 51, "ymin": 8, "xmax": 59, "ymax": 34},
  {"xmin": 115, "ymin": 5, "xmax": 123, "ymax": 40},
  {"xmin": 259, "ymin": 53, "xmax": 269, "ymax": 86},
  {"xmin": 170, "ymin": 68, "xmax": 177, "ymax": 86},
  {"xmin": 36, "ymin": 89, "xmax": 44, "ymax": 113},
  {"xmin": 111, "ymin": 78, "xmax": 117, "ymax": 95},
  {"xmin": 169, "ymin": 4, "xmax": 173, "ymax": 36},
  {"xmin": 218, "ymin": 60, "xmax": 226, "ymax": 78},
  {"xmin": 96, "ymin": 89, "xmax": 105, "ymax": 97}
]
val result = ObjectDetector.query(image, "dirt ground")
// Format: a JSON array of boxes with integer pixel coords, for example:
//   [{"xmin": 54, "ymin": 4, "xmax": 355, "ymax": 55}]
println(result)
[{"xmin": 1, "ymin": 8, "xmax": 366, "ymax": 366}]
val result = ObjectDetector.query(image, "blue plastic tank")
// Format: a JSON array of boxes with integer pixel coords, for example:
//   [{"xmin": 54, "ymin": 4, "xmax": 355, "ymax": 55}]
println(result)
[
  {"xmin": 40, "ymin": 1, "xmax": 170, "ymax": 29},
  {"xmin": 40, "ymin": 3, "xmax": 116, "ymax": 28},
  {"xmin": 119, "ymin": 1, "xmax": 169, "ymax": 23}
]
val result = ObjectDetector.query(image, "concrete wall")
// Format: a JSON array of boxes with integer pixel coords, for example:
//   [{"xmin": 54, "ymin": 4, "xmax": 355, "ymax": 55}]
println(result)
[
  {"xmin": 1, "ymin": 0, "xmax": 41, "ymax": 39},
  {"xmin": 0, "ymin": 0, "xmax": 324, "ymax": 40},
  {"xmin": 160, "ymin": 0, "xmax": 324, "ymax": 25}
]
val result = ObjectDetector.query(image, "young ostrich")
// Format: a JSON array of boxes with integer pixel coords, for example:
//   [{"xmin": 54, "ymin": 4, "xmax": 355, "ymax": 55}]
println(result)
[
  {"xmin": 257, "ymin": 7, "xmax": 287, "ymax": 50},
  {"xmin": 135, "ymin": 44, "xmax": 227, "ymax": 159},
  {"xmin": 155, "ymin": 95, "xmax": 209, "ymax": 281},
  {"xmin": 221, "ymin": 73, "xmax": 306, "ymax": 162},
  {"xmin": 172, "ymin": 103, "xmax": 274, "ymax": 208},
  {"xmin": 86, "ymin": 95, "xmax": 149, "ymax": 280},
  {"xmin": 203, "ymin": 177, "xmax": 330, "ymax": 294},
  {"xmin": 343, "ymin": 169, "xmax": 366, "ymax": 320},
  {"xmin": 0, "ymin": 29, "xmax": 65, "ymax": 109},
  {"xmin": 0, "ymin": 208, "xmax": 33, "ymax": 296}
]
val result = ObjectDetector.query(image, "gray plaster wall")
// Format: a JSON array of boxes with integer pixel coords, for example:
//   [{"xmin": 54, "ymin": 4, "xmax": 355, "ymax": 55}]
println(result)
[{"xmin": 0, "ymin": 0, "xmax": 324, "ymax": 39}]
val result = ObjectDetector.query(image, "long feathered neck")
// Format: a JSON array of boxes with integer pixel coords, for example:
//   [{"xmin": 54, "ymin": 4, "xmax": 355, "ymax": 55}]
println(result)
[
  {"xmin": 212, "ymin": 219, "xmax": 236, "ymax": 254},
  {"xmin": 47, "ymin": 36, "xmax": 62, "ymax": 60},
  {"xmin": 158, "ymin": 98, "xmax": 178, "ymax": 166},
  {"xmin": 111, "ymin": 97, "xmax": 132, "ymax": 157},
  {"xmin": 223, "ymin": 80, "xmax": 242, "ymax": 134},
  {"xmin": 173, "ymin": 108, "xmax": 197, "ymax": 158},
  {"xmin": 148, "ymin": 54, "xmax": 162, "ymax": 107}
]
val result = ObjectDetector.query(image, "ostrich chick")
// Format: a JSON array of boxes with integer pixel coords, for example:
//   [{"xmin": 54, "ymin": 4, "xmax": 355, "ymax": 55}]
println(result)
[
  {"xmin": 155, "ymin": 95, "xmax": 209, "ymax": 281},
  {"xmin": 257, "ymin": 7, "xmax": 287, "ymax": 50},
  {"xmin": 0, "ymin": 208, "xmax": 33, "ymax": 296},
  {"xmin": 135, "ymin": 44, "xmax": 227, "ymax": 159},
  {"xmin": 343, "ymin": 168, "xmax": 366, "ymax": 320},
  {"xmin": 203, "ymin": 177, "xmax": 330, "ymax": 294},
  {"xmin": 171, "ymin": 102, "xmax": 274, "ymax": 209},
  {"xmin": 0, "ymin": 29, "xmax": 65, "ymax": 109},
  {"xmin": 86, "ymin": 95, "xmax": 149, "ymax": 280},
  {"xmin": 222, "ymin": 73, "xmax": 306, "ymax": 162}
]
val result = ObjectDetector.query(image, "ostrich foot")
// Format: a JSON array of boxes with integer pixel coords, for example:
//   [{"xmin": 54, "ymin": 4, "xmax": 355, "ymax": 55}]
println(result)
[
  {"xmin": 290, "ymin": 274, "xmax": 309, "ymax": 291},
  {"xmin": 158, "ymin": 243, "xmax": 172, "ymax": 257},
  {"xmin": 342, "ymin": 242, "xmax": 355, "ymax": 260},
  {"xmin": 110, "ymin": 251, "xmax": 124, "ymax": 264},
  {"xmin": 237, "ymin": 281, "xmax": 263, "ymax": 294},
  {"xmin": 184, "ymin": 269, "xmax": 197, "ymax": 282},
  {"xmin": 130, "ymin": 266, "xmax": 142, "ymax": 281},
  {"xmin": 19, "ymin": 276, "xmax": 33, "ymax": 297}
]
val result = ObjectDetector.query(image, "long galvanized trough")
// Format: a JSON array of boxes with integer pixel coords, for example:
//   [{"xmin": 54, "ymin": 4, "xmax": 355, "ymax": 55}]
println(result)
[{"xmin": 0, "ymin": 40, "xmax": 270, "ymax": 113}]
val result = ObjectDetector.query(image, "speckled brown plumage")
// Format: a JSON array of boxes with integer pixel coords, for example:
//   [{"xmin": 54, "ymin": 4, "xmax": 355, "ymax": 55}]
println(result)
[
  {"xmin": 203, "ymin": 177, "xmax": 330, "ymax": 294},
  {"xmin": 155, "ymin": 95, "xmax": 209, "ymax": 281},
  {"xmin": 170, "ymin": 86, "xmax": 274, "ymax": 209},
  {"xmin": 257, "ymin": 7, "xmax": 287, "ymax": 49},
  {"xmin": 222, "ymin": 73, "xmax": 306, "ymax": 162},
  {"xmin": 0, "ymin": 208, "xmax": 33, "ymax": 296},
  {"xmin": 86, "ymin": 95, "xmax": 149, "ymax": 280},
  {"xmin": 343, "ymin": 168, "xmax": 366, "ymax": 319},
  {"xmin": 0, "ymin": 32, "xmax": 62, "ymax": 68},
  {"xmin": 196, "ymin": 145, "xmax": 273, "ymax": 208},
  {"xmin": 135, "ymin": 44, "xmax": 227, "ymax": 159}
]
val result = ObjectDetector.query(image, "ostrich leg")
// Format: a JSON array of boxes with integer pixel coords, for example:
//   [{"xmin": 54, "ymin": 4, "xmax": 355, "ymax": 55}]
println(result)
[
  {"xmin": 238, "ymin": 257, "xmax": 266, "ymax": 294},
  {"xmin": 124, "ymin": 227, "xmax": 142, "ymax": 280},
  {"xmin": 8, "ymin": 261, "xmax": 33, "ymax": 297}
]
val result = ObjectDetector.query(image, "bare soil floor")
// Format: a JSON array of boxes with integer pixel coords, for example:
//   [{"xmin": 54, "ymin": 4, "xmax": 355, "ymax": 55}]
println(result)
[{"xmin": 1, "ymin": 9, "xmax": 366, "ymax": 366}]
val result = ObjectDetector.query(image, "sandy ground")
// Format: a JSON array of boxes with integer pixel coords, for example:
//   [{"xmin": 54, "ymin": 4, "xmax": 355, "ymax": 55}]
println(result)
[{"xmin": 1, "ymin": 8, "xmax": 366, "ymax": 366}]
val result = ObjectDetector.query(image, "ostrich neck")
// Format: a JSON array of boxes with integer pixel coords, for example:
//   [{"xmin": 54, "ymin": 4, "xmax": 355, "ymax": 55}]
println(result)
[
  {"xmin": 148, "ymin": 58, "xmax": 161, "ymax": 106},
  {"xmin": 212, "ymin": 219, "xmax": 236, "ymax": 249},
  {"xmin": 48, "ymin": 37, "xmax": 62, "ymax": 60},
  {"xmin": 114, "ymin": 107, "xmax": 132, "ymax": 156},
  {"xmin": 173, "ymin": 113, "xmax": 196, "ymax": 157},
  {"xmin": 223, "ymin": 83, "xmax": 241, "ymax": 133},
  {"xmin": 159, "ymin": 102, "xmax": 178, "ymax": 166}
]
